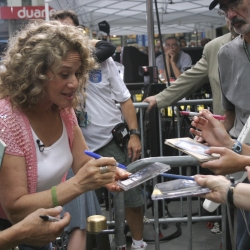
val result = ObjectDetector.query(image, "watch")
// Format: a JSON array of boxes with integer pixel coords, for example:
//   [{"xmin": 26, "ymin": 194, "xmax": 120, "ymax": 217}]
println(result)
[
  {"xmin": 232, "ymin": 140, "xmax": 242, "ymax": 154},
  {"xmin": 227, "ymin": 176, "xmax": 239, "ymax": 208},
  {"xmin": 129, "ymin": 129, "xmax": 140, "ymax": 136}
]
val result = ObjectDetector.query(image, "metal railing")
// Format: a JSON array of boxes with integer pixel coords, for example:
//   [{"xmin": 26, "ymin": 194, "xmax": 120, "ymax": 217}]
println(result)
[{"xmin": 110, "ymin": 99, "xmax": 226, "ymax": 250}]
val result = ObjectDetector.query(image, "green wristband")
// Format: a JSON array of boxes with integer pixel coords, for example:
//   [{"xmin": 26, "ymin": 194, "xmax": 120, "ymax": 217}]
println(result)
[{"xmin": 51, "ymin": 186, "xmax": 59, "ymax": 207}]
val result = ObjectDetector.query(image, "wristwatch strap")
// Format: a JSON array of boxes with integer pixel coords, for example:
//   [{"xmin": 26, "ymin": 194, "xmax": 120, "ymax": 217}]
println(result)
[
  {"xmin": 129, "ymin": 129, "xmax": 140, "ymax": 136},
  {"xmin": 227, "ymin": 176, "xmax": 239, "ymax": 208}
]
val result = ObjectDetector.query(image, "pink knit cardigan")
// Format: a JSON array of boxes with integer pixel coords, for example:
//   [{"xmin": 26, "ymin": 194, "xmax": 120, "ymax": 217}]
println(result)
[{"xmin": 0, "ymin": 99, "xmax": 77, "ymax": 219}]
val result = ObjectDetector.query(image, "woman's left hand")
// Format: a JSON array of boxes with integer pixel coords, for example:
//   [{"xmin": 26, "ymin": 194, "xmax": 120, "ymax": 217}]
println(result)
[{"xmin": 105, "ymin": 167, "xmax": 131, "ymax": 192}]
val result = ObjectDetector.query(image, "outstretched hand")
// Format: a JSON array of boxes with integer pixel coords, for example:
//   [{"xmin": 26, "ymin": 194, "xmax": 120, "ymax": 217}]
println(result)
[
  {"xmin": 194, "ymin": 174, "xmax": 230, "ymax": 204},
  {"xmin": 142, "ymin": 96, "xmax": 157, "ymax": 112},
  {"xmin": 190, "ymin": 109, "xmax": 233, "ymax": 148},
  {"xmin": 17, "ymin": 206, "xmax": 70, "ymax": 247},
  {"xmin": 201, "ymin": 147, "xmax": 243, "ymax": 175}
]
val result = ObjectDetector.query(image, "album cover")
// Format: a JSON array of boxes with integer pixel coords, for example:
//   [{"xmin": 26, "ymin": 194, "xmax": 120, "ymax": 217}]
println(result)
[
  {"xmin": 151, "ymin": 179, "xmax": 211, "ymax": 200},
  {"xmin": 165, "ymin": 137, "xmax": 220, "ymax": 162},
  {"xmin": 117, "ymin": 162, "xmax": 171, "ymax": 191}
]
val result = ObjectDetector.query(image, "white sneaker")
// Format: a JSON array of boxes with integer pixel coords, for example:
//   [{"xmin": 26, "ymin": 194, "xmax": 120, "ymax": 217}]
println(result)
[
  {"xmin": 211, "ymin": 222, "xmax": 222, "ymax": 234},
  {"xmin": 130, "ymin": 241, "xmax": 147, "ymax": 249}
]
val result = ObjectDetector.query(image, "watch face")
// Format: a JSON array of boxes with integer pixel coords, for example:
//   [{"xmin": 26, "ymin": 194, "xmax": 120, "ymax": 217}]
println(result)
[{"xmin": 233, "ymin": 141, "xmax": 242, "ymax": 154}]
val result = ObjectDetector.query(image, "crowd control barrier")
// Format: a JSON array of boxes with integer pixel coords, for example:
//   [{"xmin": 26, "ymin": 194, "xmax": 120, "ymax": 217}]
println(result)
[{"xmin": 109, "ymin": 99, "xmax": 228, "ymax": 250}]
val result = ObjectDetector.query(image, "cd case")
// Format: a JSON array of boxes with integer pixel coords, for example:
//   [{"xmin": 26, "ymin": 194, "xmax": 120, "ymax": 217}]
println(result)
[
  {"xmin": 165, "ymin": 137, "xmax": 220, "ymax": 162},
  {"xmin": 151, "ymin": 179, "xmax": 211, "ymax": 200},
  {"xmin": 117, "ymin": 162, "xmax": 171, "ymax": 191}
]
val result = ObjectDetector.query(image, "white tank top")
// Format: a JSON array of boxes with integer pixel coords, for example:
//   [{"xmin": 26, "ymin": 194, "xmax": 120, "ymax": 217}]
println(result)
[{"xmin": 31, "ymin": 121, "xmax": 73, "ymax": 192}]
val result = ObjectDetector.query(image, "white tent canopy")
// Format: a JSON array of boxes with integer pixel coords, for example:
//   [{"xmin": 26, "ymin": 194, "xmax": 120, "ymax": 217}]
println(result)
[{"xmin": 49, "ymin": 0, "xmax": 226, "ymax": 36}]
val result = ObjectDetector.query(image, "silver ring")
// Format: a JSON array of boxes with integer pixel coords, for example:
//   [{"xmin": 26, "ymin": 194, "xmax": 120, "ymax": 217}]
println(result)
[
  {"xmin": 199, "ymin": 132, "xmax": 202, "ymax": 137},
  {"xmin": 100, "ymin": 166, "xmax": 109, "ymax": 174}
]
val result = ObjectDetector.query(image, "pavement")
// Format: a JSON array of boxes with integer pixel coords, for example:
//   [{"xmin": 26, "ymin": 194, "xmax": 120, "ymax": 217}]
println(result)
[{"xmin": 102, "ymin": 199, "xmax": 222, "ymax": 250}]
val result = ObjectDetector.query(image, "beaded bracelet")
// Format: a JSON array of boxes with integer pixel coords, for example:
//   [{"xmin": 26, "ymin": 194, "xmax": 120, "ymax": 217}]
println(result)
[{"xmin": 51, "ymin": 186, "xmax": 59, "ymax": 207}]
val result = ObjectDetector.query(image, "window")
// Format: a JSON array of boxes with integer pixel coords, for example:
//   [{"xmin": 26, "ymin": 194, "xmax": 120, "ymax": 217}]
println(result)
[
  {"xmin": 22, "ymin": 0, "xmax": 32, "ymax": 6},
  {"xmin": 0, "ymin": 0, "xmax": 7, "ymax": 6}
]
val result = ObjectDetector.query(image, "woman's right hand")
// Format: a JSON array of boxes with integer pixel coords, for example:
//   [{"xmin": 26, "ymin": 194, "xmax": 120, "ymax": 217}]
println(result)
[
  {"xmin": 75, "ymin": 157, "xmax": 128, "ymax": 192},
  {"xmin": 17, "ymin": 207, "xmax": 70, "ymax": 246},
  {"xmin": 201, "ymin": 147, "xmax": 244, "ymax": 175},
  {"xmin": 194, "ymin": 174, "xmax": 230, "ymax": 204}
]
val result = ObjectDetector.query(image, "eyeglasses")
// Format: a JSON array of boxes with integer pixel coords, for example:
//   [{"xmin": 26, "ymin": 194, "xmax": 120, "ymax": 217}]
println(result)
[
  {"xmin": 218, "ymin": 0, "xmax": 243, "ymax": 17},
  {"xmin": 165, "ymin": 43, "xmax": 179, "ymax": 48}
]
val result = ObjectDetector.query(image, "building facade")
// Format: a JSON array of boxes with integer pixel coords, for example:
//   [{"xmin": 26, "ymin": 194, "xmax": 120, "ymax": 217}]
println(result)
[{"xmin": 0, "ymin": 0, "xmax": 54, "ymax": 40}]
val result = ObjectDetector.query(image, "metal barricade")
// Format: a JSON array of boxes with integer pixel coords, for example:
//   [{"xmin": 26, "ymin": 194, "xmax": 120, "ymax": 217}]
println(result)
[{"xmin": 111, "ymin": 99, "xmax": 226, "ymax": 250}]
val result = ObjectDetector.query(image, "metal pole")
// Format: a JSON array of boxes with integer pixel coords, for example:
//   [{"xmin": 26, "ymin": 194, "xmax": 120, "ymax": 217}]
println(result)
[
  {"xmin": 153, "ymin": 178, "xmax": 160, "ymax": 250},
  {"xmin": 44, "ymin": 0, "xmax": 50, "ymax": 21},
  {"xmin": 221, "ymin": 204, "xmax": 227, "ymax": 250},
  {"xmin": 140, "ymin": 108, "xmax": 145, "ymax": 158},
  {"xmin": 158, "ymin": 109, "xmax": 163, "ymax": 156},
  {"xmin": 146, "ymin": 0, "xmax": 155, "ymax": 67},
  {"xmin": 145, "ymin": 5, "xmax": 160, "ymax": 247},
  {"xmin": 107, "ymin": 215, "xmax": 222, "ymax": 226},
  {"xmin": 186, "ymin": 166, "xmax": 193, "ymax": 250},
  {"xmin": 113, "ymin": 192, "xmax": 126, "ymax": 249}
]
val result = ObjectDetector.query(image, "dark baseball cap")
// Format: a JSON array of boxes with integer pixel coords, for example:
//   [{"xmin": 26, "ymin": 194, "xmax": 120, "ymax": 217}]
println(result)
[{"xmin": 209, "ymin": 0, "xmax": 218, "ymax": 10}]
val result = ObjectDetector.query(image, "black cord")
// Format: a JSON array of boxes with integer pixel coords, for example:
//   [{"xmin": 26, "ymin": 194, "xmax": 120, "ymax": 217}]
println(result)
[
  {"xmin": 144, "ymin": 223, "xmax": 182, "ymax": 243},
  {"xmin": 154, "ymin": 0, "xmax": 178, "ymax": 137}
]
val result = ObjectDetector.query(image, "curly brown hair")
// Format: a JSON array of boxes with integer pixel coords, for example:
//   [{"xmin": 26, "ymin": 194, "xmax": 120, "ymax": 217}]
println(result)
[{"xmin": 0, "ymin": 20, "xmax": 97, "ymax": 110}]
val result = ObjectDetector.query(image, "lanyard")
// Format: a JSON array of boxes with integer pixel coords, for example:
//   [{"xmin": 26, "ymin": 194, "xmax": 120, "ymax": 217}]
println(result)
[{"xmin": 243, "ymin": 40, "xmax": 250, "ymax": 63}]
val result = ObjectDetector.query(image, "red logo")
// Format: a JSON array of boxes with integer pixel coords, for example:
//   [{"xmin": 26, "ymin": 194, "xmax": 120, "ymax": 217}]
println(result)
[{"xmin": 0, "ymin": 6, "xmax": 56, "ymax": 19}]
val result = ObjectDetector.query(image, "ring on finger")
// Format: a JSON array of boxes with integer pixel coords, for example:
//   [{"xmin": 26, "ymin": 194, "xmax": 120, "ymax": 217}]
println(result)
[
  {"xmin": 199, "ymin": 132, "xmax": 202, "ymax": 137},
  {"xmin": 100, "ymin": 166, "xmax": 109, "ymax": 174}
]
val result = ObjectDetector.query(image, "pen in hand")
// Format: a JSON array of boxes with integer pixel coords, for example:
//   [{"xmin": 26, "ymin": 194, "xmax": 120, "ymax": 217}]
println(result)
[
  {"xmin": 40, "ymin": 215, "xmax": 60, "ymax": 222},
  {"xmin": 180, "ymin": 111, "xmax": 225, "ymax": 121},
  {"xmin": 84, "ymin": 150, "xmax": 127, "ymax": 170}
]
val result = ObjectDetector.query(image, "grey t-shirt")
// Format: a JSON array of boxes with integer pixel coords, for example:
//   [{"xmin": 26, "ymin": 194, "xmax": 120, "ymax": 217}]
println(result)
[
  {"xmin": 156, "ymin": 50, "xmax": 192, "ymax": 73},
  {"xmin": 218, "ymin": 36, "xmax": 250, "ymax": 138}
]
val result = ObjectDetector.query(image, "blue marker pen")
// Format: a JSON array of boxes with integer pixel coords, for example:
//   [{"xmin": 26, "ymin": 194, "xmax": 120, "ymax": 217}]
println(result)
[
  {"xmin": 160, "ymin": 173, "xmax": 195, "ymax": 181},
  {"xmin": 84, "ymin": 150, "xmax": 127, "ymax": 170}
]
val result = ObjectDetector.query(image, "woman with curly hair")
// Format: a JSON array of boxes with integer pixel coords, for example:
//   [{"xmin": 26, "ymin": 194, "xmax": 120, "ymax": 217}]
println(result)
[{"xmin": 0, "ymin": 20, "xmax": 128, "ymax": 250}]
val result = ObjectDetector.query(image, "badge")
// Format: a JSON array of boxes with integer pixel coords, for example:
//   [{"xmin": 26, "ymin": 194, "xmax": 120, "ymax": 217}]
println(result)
[
  {"xmin": 89, "ymin": 69, "xmax": 102, "ymax": 83},
  {"xmin": 76, "ymin": 111, "xmax": 90, "ymax": 128}
]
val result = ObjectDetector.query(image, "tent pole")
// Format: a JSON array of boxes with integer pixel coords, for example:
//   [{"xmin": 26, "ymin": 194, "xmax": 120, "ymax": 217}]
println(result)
[
  {"xmin": 146, "ymin": 0, "xmax": 155, "ymax": 67},
  {"xmin": 44, "ymin": 0, "xmax": 50, "ymax": 21},
  {"xmin": 146, "ymin": 1, "xmax": 160, "ymax": 250}
]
